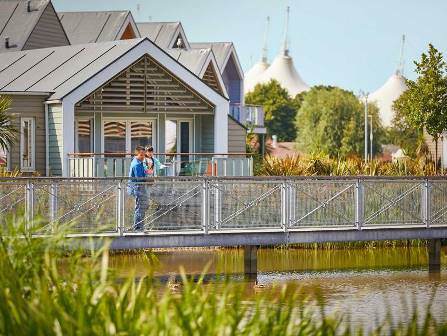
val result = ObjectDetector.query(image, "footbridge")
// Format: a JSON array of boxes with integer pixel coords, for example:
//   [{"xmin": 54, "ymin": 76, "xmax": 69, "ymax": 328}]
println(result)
[{"xmin": 1, "ymin": 176, "xmax": 446, "ymax": 276}]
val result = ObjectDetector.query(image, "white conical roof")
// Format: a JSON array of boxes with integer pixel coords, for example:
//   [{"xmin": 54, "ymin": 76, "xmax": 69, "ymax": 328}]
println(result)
[
  {"xmin": 244, "ymin": 60, "xmax": 269, "ymax": 93},
  {"xmin": 257, "ymin": 53, "xmax": 309, "ymax": 96},
  {"xmin": 369, "ymin": 71, "xmax": 407, "ymax": 127}
]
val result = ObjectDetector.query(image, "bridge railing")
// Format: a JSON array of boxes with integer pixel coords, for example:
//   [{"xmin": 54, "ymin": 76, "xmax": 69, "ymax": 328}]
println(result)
[{"xmin": 0, "ymin": 177, "xmax": 446, "ymax": 235}]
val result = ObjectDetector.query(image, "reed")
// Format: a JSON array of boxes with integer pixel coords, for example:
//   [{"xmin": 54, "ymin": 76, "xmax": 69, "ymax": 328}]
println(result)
[
  {"xmin": 0, "ymin": 219, "xmax": 446, "ymax": 335},
  {"xmin": 258, "ymin": 154, "xmax": 439, "ymax": 176}
]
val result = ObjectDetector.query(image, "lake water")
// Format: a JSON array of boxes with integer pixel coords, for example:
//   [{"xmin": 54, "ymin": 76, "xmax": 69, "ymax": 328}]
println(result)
[{"xmin": 109, "ymin": 246, "xmax": 447, "ymax": 330}]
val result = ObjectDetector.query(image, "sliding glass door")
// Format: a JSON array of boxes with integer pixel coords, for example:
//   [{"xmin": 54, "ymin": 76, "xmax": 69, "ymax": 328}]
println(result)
[
  {"xmin": 165, "ymin": 119, "xmax": 192, "ymax": 174},
  {"xmin": 102, "ymin": 119, "xmax": 155, "ymax": 155}
]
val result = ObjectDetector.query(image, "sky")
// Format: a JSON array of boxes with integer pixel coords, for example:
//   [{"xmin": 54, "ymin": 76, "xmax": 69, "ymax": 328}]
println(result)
[{"xmin": 53, "ymin": 0, "xmax": 447, "ymax": 94}]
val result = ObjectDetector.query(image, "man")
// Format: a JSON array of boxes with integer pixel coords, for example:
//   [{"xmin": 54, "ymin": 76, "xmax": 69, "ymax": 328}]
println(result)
[{"xmin": 128, "ymin": 146, "xmax": 147, "ymax": 231}]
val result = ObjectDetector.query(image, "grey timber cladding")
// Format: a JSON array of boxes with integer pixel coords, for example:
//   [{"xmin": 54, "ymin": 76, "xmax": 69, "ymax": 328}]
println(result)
[
  {"xmin": 227, "ymin": 116, "xmax": 246, "ymax": 153},
  {"xmin": 47, "ymin": 103, "xmax": 63, "ymax": 176},
  {"xmin": 7, "ymin": 94, "xmax": 47, "ymax": 175},
  {"xmin": 0, "ymin": 0, "xmax": 69, "ymax": 53},
  {"xmin": 23, "ymin": 1, "xmax": 70, "ymax": 50},
  {"xmin": 200, "ymin": 115, "xmax": 214, "ymax": 152}
]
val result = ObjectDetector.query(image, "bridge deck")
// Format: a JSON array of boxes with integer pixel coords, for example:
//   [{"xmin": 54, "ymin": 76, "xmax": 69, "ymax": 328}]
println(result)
[{"xmin": 1, "ymin": 176, "xmax": 447, "ymax": 250}]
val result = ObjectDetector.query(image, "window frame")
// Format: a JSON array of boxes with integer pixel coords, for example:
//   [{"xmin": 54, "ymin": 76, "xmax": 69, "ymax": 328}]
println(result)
[
  {"xmin": 20, "ymin": 117, "xmax": 35, "ymax": 172},
  {"xmin": 101, "ymin": 118, "xmax": 157, "ymax": 155},
  {"xmin": 74, "ymin": 118, "xmax": 94, "ymax": 153}
]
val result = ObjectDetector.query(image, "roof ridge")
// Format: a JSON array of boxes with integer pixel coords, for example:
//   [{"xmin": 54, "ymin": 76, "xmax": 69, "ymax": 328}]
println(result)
[{"xmin": 58, "ymin": 10, "xmax": 130, "ymax": 14}]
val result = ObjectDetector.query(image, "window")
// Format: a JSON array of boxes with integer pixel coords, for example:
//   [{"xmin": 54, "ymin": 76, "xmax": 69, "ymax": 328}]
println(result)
[
  {"xmin": 0, "ymin": 147, "xmax": 9, "ymax": 171},
  {"xmin": 75, "ymin": 119, "xmax": 93, "ymax": 153},
  {"xmin": 20, "ymin": 117, "xmax": 35, "ymax": 171},
  {"xmin": 103, "ymin": 120, "xmax": 155, "ymax": 155},
  {"xmin": 131, "ymin": 121, "xmax": 153, "ymax": 150},
  {"xmin": 104, "ymin": 121, "xmax": 126, "ymax": 156}
]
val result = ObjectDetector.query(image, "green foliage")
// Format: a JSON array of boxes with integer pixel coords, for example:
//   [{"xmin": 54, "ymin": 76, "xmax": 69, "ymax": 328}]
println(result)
[
  {"xmin": 258, "ymin": 154, "xmax": 437, "ymax": 176},
  {"xmin": 386, "ymin": 106, "xmax": 422, "ymax": 158},
  {"xmin": 296, "ymin": 86, "xmax": 385, "ymax": 158},
  {"xmin": 0, "ymin": 95, "xmax": 16, "ymax": 152},
  {"xmin": 393, "ymin": 44, "xmax": 447, "ymax": 160},
  {"xmin": 245, "ymin": 80, "xmax": 298, "ymax": 141},
  {"xmin": 0, "ymin": 219, "xmax": 447, "ymax": 334}
]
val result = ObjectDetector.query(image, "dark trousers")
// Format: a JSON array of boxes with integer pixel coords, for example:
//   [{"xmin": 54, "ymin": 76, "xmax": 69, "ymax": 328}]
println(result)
[{"xmin": 133, "ymin": 186, "xmax": 148, "ymax": 231}]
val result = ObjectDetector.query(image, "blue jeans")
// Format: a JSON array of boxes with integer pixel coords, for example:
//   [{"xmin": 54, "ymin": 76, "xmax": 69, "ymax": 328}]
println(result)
[{"xmin": 133, "ymin": 185, "xmax": 148, "ymax": 231}]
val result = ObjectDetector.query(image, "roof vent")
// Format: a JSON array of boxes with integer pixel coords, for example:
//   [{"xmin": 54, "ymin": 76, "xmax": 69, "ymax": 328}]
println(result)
[
  {"xmin": 175, "ymin": 37, "xmax": 185, "ymax": 49},
  {"xmin": 4, "ymin": 37, "xmax": 17, "ymax": 49},
  {"xmin": 27, "ymin": 1, "xmax": 37, "ymax": 12}
]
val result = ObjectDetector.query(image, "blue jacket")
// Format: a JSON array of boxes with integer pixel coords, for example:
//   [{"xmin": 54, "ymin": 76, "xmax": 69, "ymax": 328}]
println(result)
[{"xmin": 128, "ymin": 157, "xmax": 146, "ymax": 195}]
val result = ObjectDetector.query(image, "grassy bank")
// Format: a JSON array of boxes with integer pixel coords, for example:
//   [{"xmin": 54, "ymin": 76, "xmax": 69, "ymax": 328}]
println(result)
[{"xmin": 1, "ymin": 220, "xmax": 447, "ymax": 335}]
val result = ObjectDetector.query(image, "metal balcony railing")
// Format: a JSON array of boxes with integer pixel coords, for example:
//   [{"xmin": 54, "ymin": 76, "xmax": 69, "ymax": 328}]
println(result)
[
  {"xmin": 67, "ymin": 153, "xmax": 253, "ymax": 178},
  {"xmin": 230, "ymin": 104, "xmax": 265, "ymax": 127},
  {"xmin": 1, "ymin": 176, "xmax": 446, "ymax": 236}
]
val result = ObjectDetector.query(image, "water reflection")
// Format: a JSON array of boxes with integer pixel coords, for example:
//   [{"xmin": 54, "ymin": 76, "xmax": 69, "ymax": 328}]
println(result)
[{"xmin": 109, "ymin": 246, "xmax": 447, "ymax": 330}]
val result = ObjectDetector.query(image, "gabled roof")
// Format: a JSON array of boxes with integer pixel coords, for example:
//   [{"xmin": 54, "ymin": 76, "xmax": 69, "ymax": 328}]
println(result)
[
  {"xmin": 0, "ymin": 0, "xmax": 67, "ymax": 53},
  {"xmin": 168, "ymin": 48, "xmax": 211, "ymax": 76},
  {"xmin": 0, "ymin": 37, "xmax": 228, "ymax": 102},
  {"xmin": 190, "ymin": 42, "xmax": 243, "ymax": 80},
  {"xmin": 58, "ymin": 10, "xmax": 139, "ymax": 44},
  {"xmin": 0, "ymin": 38, "xmax": 144, "ymax": 99},
  {"xmin": 168, "ymin": 48, "xmax": 228, "ymax": 97},
  {"xmin": 137, "ymin": 21, "xmax": 190, "ymax": 50},
  {"xmin": 190, "ymin": 42, "xmax": 230, "ymax": 70}
]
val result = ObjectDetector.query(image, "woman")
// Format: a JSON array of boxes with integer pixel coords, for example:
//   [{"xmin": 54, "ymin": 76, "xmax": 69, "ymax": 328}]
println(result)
[{"xmin": 144, "ymin": 146, "xmax": 166, "ymax": 176}]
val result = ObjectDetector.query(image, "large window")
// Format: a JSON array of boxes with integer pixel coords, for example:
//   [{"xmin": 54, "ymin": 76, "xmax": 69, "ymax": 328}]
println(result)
[
  {"xmin": 103, "ymin": 120, "xmax": 155, "ymax": 155},
  {"xmin": 104, "ymin": 121, "xmax": 126, "ymax": 155},
  {"xmin": 75, "ymin": 119, "xmax": 93, "ymax": 153},
  {"xmin": 20, "ymin": 117, "xmax": 35, "ymax": 171},
  {"xmin": 0, "ymin": 147, "xmax": 9, "ymax": 170}
]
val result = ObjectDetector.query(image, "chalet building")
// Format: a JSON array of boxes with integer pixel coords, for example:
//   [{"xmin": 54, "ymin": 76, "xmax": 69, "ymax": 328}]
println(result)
[{"xmin": 0, "ymin": 0, "xmax": 264, "ymax": 177}]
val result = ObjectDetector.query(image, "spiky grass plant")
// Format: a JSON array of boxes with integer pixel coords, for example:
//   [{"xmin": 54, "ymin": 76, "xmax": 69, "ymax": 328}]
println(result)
[
  {"xmin": 258, "ymin": 154, "xmax": 440, "ymax": 177},
  {"xmin": 0, "ymin": 218, "xmax": 446, "ymax": 335}
]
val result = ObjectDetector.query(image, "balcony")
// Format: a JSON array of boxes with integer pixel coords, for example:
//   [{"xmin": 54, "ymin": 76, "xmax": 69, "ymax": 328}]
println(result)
[
  {"xmin": 230, "ymin": 104, "xmax": 266, "ymax": 133},
  {"xmin": 67, "ymin": 153, "xmax": 253, "ymax": 178}
]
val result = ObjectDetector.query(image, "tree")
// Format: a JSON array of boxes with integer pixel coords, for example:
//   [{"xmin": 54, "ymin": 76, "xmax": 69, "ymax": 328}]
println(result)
[
  {"xmin": 296, "ymin": 86, "xmax": 385, "ymax": 158},
  {"xmin": 387, "ymin": 102, "xmax": 422, "ymax": 158},
  {"xmin": 0, "ymin": 95, "xmax": 16, "ymax": 152},
  {"xmin": 393, "ymin": 44, "xmax": 447, "ymax": 170},
  {"xmin": 245, "ymin": 80, "xmax": 298, "ymax": 141}
]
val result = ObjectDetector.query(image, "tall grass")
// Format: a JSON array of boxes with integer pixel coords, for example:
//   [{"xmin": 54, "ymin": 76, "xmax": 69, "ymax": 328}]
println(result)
[
  {"xmin": 0, "ymin": 219, "xmax": 446, "ymax": 335},
  {"xmin": 258, "ymin": 154, "xmax": 438, "ymax": 176}
]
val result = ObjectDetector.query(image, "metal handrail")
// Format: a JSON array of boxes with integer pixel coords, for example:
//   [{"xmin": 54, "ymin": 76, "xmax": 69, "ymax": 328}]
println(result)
[
  {"xmin": 67, "ymin": 152, "xmax": 253, "ymax": 157},
  {"xmin": 1, "ymin": 176, "xmax": 446, "ymax": 182},
  {"xmin": 1, "ymin": 177, "xmax": 446, "ymax": 237}
]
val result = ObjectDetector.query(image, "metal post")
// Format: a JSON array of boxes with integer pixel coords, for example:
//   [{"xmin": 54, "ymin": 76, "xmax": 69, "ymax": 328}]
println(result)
[
  {"xmin": 50, "ymin": 183, "xmax": 58, "ymax": 231},
  {"xmin": 280, "ymin": 181, "xmax": 288, "ymax": 231},
  {"xmin": 369, "ymin": 114, "xmax": 373, "ymax": 160},
  {"xmin": 249, "ymin": 156, "xmax": 254, "ymax": 176},
  {"xmin": 213, "ymin": 180, "xmax": 221, "ymax": 230},
  {"xmin": 117, "ymin": 181, "xmax": 125, "ymax": 236},
  {"xmin": 422, "ymin": 179, "xmax": 431, "ymax": 228},
  {"xmin": 25, "ymin": 181, "xmax": 34, "ymax": 231},
  {"xmin": 289, "ymin": 182, "xmax": 297, "ymax": 229},
  {"xmin": 355, "ymin": 179, "xmax": 364, "ymax": 230},
  {"xmin": 364, "ymin": 94, "xmax": 368, "ymax": 162},
  {"xmin": 201, "ymin": 179, "xmax": 209, "ymax": 234}
]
